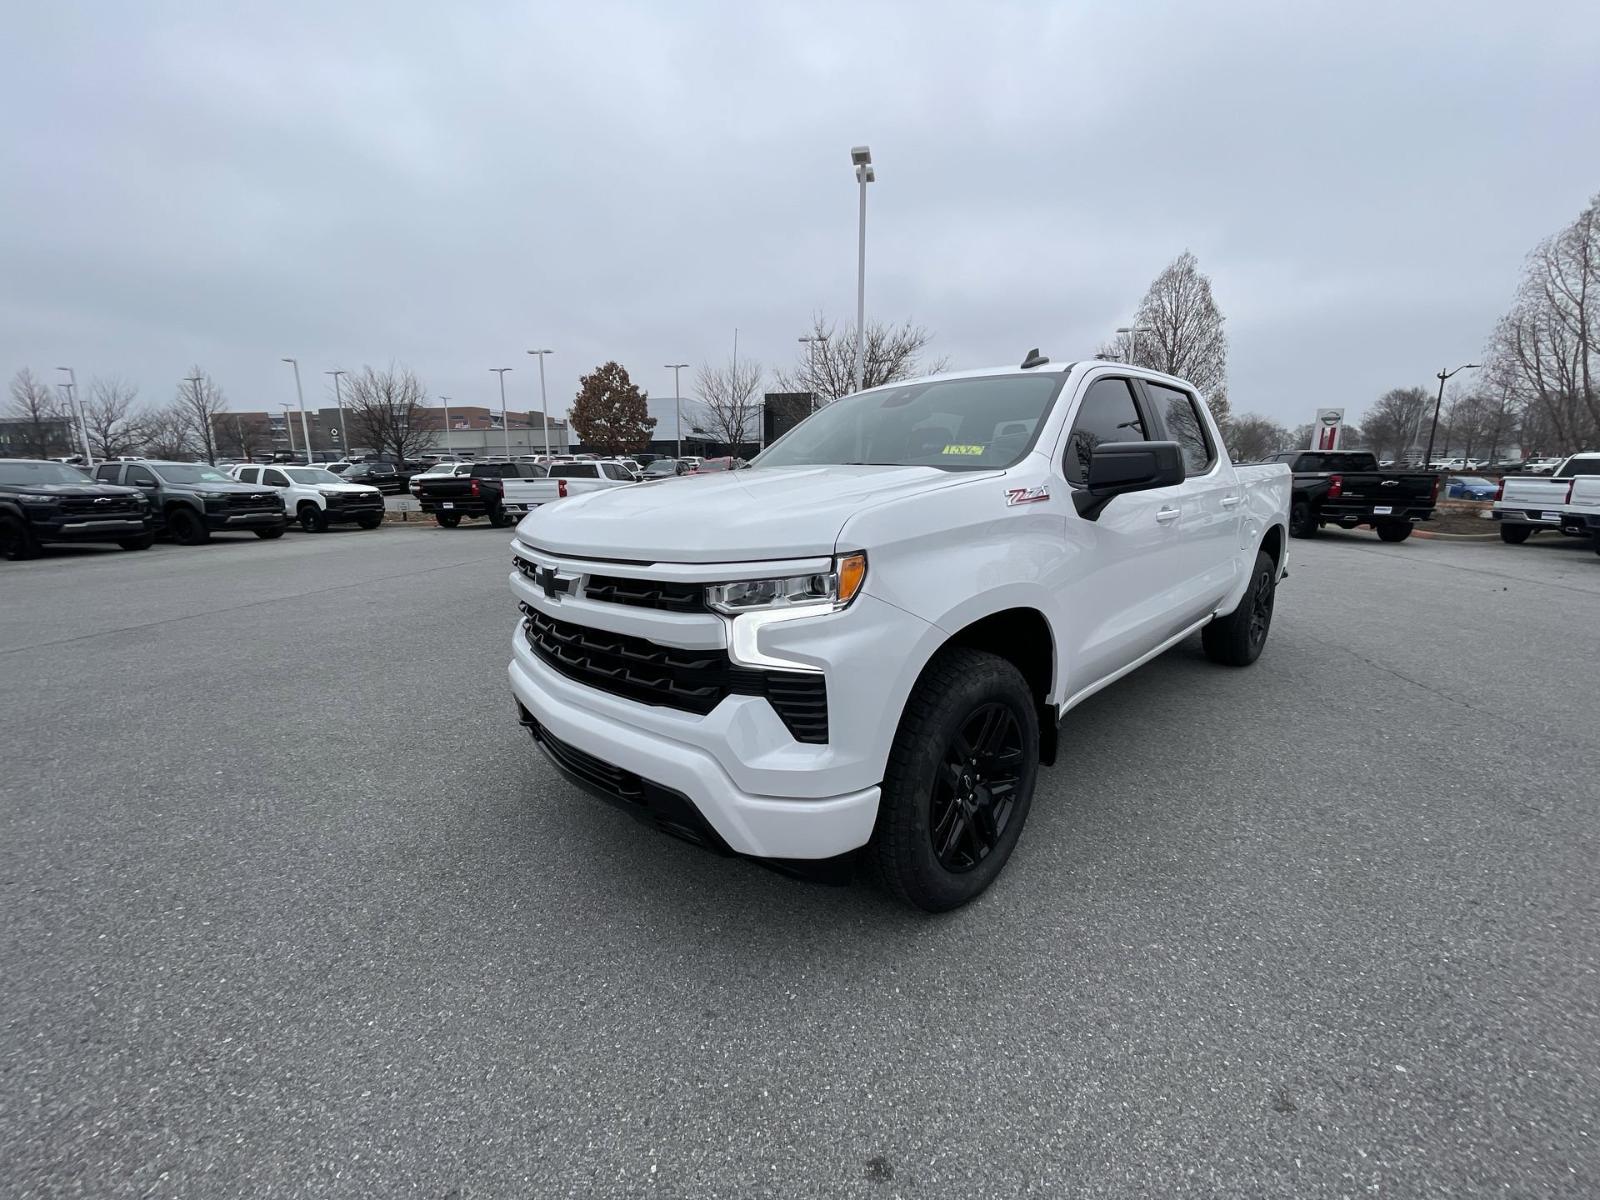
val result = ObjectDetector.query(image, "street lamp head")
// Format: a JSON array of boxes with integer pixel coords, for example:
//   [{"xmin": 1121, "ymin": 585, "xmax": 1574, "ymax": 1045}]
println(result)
[
  {"xmin": 281, "ymin": 357, "xmax": 295, "ymax": 365},
  {"xmin": 857, "ymin": 164, "xmax": 876, "ymax": 184},
  {"xmin": 850, "ymin": 145, "xmax": 872, "ymax": 166}
]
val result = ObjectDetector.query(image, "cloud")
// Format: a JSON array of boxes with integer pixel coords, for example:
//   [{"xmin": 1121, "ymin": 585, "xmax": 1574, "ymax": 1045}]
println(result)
[{"xmin": 3, "ymin": 0, "xmax": 1597, "ymax": 426}]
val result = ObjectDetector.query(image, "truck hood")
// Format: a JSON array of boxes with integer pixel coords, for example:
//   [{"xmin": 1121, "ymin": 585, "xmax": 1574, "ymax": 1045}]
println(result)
[
  {"xmin": 520, "ymin": 465, "xmax": 988, "ymax": 562},
  {"xmin": 1, "ymin": 483, "xmax": 140, "ymax": 498}
]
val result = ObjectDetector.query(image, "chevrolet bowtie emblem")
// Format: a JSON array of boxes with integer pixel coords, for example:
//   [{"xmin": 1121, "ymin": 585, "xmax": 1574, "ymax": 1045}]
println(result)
[{"xmin": 535, "ymin": 566, "xmax": 571, "ymax": 601}]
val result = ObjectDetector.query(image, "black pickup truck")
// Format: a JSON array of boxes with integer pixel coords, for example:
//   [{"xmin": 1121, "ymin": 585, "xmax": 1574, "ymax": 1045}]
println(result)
[
  {"xmin": 1264, "ymin": 451, "xmax": 1440, "ymax": 542},
  {"xmin": 411, "ymin": 461, "xmax": 547, "ymax": 527},
  {"xmin": 0, "ymin": 458, "xmax": 154, "ymax": 560},
  {"xmin": 93, "ymin": 460, "xmax": 288, "ymax": 544}
]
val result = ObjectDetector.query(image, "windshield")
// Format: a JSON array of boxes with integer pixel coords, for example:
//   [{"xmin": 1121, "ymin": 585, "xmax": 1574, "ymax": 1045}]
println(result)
[
  {"xmin": 754, "ymin": 373, "xmax": 1066, "ymax": 470},
  {"xmin": 286, "ymin": 468, "xmax": 342, "ymax": 485},
  {"xmin": 644, "ymin": 461, "xmax": 678, "ymax": 475},
  {"xmin": 0, "ymin": 461, "xmax": 92, "ymax": 486},
  {"xmin": 1453, "ymin": 476, "xmax": 1493, "ymax": 487},
  {"xmin": 153, "ymin": 464, "xmax": 233, "ymax": 484}
]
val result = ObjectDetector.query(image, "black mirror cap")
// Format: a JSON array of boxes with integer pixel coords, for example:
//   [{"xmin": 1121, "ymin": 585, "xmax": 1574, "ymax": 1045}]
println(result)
[{"xmin": 1075, "ymin": 441, "xmax": 1185, "ymax": 519}]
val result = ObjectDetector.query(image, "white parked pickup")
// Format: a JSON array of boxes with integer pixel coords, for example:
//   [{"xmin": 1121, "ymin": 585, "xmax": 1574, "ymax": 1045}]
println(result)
[
  {"xmin": 505, "ymin": 358, "xmax": 1292, "ymax": 910},
  {"xmin": 500, "ymin": 460, "xmax": 640, "ymax": 516},
  {"xmin": 1491, "ymin": 453, "xmax": 1600, "ymax": 552},
  {"xmin": 230, "ymin": 463, "xmax": 385, "ymax": 532}
]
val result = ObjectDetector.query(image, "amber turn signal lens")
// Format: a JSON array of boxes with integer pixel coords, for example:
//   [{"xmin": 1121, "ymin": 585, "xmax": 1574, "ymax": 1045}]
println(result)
[{"xmin": 836, "ymin": 552, "xmax": 867, "ymax": 605}]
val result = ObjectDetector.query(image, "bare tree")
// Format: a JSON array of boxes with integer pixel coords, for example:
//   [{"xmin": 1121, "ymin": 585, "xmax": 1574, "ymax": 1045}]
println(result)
[
  {"xmin": 173, "ymin": 367, "xmax": 228, "ymax": 463},
  {"xmin": 342, "ymin": 364, "xmax": 436, "ymax": 464},
  {"xmin": 1484, "ymin": 192, "xmax": 1599, "ymax": 455},
  {"xmin": 1223, "ymin": 414, "xmax": 1290, "ymax": 462},
  {"xmin": 772, "ymin": 315, "xmax": 949, "ymax": 405},
  {"xmin": 6, "ymin": 368, "xmax": 68, "ymax": 457},
  {"xmin": 82, "ymin": 377, "xmax": 146, "ymax": 460},
  {"xmin": 695, "ymin": 354, "xmax": 765, "ymax": 450},
  {"xmin": 1129, "ymin": 251, "xmax": 1231, "ymax": 426},
  {"xmin": 1360, "ymin": 387, "xmax": 1431, "ymax": 461},
  {"xmin": 141, "ymin": 404, "xmax": 198, "ymax": 460}
]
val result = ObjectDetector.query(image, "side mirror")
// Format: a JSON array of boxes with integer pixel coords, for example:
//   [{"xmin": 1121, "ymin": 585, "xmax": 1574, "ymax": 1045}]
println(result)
[{"xmin": 1073, "ymin": 441, "xmax": 1185, "ymax": 520}]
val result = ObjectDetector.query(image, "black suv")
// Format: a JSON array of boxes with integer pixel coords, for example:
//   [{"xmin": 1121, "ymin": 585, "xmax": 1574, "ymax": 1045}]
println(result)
[
  {"xmin": 93, "ymin": 460, "xmax": 288, "ymax": 545},
  {"xmin": 336, "ymin": 462, "xmax": 405, "ymax": 493},
  {"xmin": 0, "ymin": 459, "xmax": 154, "ymax": 560}
]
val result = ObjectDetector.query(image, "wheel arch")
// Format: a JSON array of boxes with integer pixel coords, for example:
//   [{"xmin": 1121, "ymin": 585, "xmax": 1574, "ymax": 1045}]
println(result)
[{"xmin": 911, "ymin": 606, "xmax": 1060, "ymax": 766}]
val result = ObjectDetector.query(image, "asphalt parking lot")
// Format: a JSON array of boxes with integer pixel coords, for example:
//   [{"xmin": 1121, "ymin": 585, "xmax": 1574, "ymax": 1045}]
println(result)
[{"xmin": 3, "ymin": 525, "xmax": 1598, "ymax": 1198}]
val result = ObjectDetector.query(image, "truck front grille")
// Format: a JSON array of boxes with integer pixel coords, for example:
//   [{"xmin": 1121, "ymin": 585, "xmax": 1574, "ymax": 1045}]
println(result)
[
  {"xmin": 227, "ymin": 493, "xmax": 281, "ymax": 512},
  {"xmin": 61, "ymin": 496, "xmax": 141, "ymax": 517},
  {"xmin": 521, "ymin": 605, "xmax": 828, "ymax": 743},
  {"xmin": 582, "ymin": 574, "xmax": 706, "ymax": 612}
]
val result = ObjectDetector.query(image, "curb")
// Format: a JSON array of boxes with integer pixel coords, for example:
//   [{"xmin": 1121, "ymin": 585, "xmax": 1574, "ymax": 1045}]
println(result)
[{"xmin": 1412, "ymin": 529, "xmax": 1500, "ymax": 540}]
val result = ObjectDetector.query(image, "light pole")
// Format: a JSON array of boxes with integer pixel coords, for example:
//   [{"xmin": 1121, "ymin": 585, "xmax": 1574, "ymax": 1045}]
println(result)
[
  {"xmin": 281, "ymin": 358, "xmax": 312, "ymax": 464},
  {"xmin": 665, "ymin": 363, "xmax": 688, "ymax": 458},
  {"xmin": 281, "ymin": 403, "xmax": 297, "ymax": 457},
  {"xmin": 527, "ymin": 349, "xmax": 553, "ymax": 457},
  {"xmin": 1115, "ymin": 324, "xmax": 1154, "ymax": 367},
  {"xmin": 55, "ymin": 366, "xmax": 94, "ymax": 466},
  {"xmin": 490, "ymin": 368, "xmax": 513, "ymax": 458},
  {"xmin": 850, "ymin": 146, "xmax": 874, "ymax": 395},
  {"xmin": 324, "ymin": 369, "xmax": 349, "ymax": 452},
  {"xmin": 438, "ymin": 396, "xmax": 452, "ymax": 455},
  {"xmin": 1424, "ymin": 363, "xmax": 1481, "ymax": 467}
]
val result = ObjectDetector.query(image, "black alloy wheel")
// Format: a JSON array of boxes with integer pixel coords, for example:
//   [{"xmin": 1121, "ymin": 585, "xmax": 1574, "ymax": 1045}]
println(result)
[
  {"xmin": 167, "ymin": 507, "xmax": 209, "ymax": 545},
  {"xmin": 929, "ymin": 703, "xmax": 1026, "ymax": 873},
  {"xmin": 1247, "ymin": 561, "xmax": 1275, "ymax": 650},
  {"xmin": 1, "ymin": 517, "xmax": 40, "ymax": 561}
]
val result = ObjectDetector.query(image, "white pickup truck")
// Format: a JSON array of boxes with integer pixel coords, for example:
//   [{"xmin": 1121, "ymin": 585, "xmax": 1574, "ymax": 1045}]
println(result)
[
  {"xmin": 506, "ymin": 359, "xmax": 1291, "ymax": 910},
  {"xmin": 1491, "ymin": 453, "xmax": 1600, "ymax": 552},
  {"xmin": 500, "ymin": 460, "xmax": 639, "ymax": 517}
]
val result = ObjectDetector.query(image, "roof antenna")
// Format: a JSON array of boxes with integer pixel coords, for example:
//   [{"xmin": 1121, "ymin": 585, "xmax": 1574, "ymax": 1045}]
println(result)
[{"xmin": 1020, "ymin": 348, "xmax": 1049, "ymax": 369}]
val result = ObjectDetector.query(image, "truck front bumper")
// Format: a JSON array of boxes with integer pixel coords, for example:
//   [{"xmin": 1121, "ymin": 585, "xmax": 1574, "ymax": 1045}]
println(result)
[
  {"xmin": 33, "ymin": 516, "xmax": 150, "ymax": 542},
  {"xmin": 508, "ymin": 645, "xmax": 880, "ymax": 860},
  {"xmin": 203, "ymin": 509, "xmax": 286, "ymax": 531}
]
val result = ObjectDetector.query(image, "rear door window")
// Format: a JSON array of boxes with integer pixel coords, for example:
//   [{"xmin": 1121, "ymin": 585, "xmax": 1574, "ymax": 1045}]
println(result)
[
  {"xmin": 1143, "ymin": 381, "xmax": 1215, "ymax": 475},
  {"xmin": 95, "ymin": 463, "xmax": 121, "ymax": 483},
  {"xmin": 1063, "ymin": 378, "xmax": 1148, "ymax": 486},
  {"xmin": 236, "ymin": 467, "xmax": 259, "ymax": 483}
]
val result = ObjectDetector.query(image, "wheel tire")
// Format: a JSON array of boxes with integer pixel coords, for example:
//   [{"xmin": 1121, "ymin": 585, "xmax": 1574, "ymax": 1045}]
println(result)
[
  {"xmin": 117, "ymin": 535, "xmax": 154, "ymax": 551},
  {"xmin": 167, "ymin": 507, "xmax": 210, "ymax": 545},
  {"xmin": 1289, "ymin": 500, "xmax": 1317, "ymax": 539},
  {"xmin": 487, "ymin": 506, "xmax": 515, "ymax": 528},
  {"xmin": 356, "ymin": 515, "xmax": 383, "ymax": 530},
  {"xmin": 435, "ymin": 512, "xmax": 462, "ymax": 528},
  {"xmin": 1, "ymin": 516, "xmax": 40, "ymax": 561},
  {"xmin": 870, "ymin": 646, "xmax": 1040, "ymax": 912},
  {"xmin": 1500, "ymin": 523, "xmax": 1532, "ymax": 545},
  {"xmin": 298, "ymin": 503, "xmax": 328, "ymax": 533},
  {"xmin": 255, "ymin": 527, "xmax": 286, "ymax": 540},
  {"xmin": 1376, "ymin": 523, "xmax": 1413, "ymax": 543},
  {"xmin": 1202, "ymin": 549, "xmax": 1278, "ymax": 668}
]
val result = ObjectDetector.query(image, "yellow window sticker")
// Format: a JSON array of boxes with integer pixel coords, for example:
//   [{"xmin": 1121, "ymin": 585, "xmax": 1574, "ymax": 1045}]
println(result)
[{"xmin": 941, "ymin": 444, "xmax": 984, "ymax": 456}]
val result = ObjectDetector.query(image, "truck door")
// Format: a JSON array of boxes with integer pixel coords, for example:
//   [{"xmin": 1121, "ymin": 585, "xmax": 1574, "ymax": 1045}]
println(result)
[
  {"xmin": 1138, "ymin": 379, "xmax": 1240, "ymax": 623},
  {"xmin": 1054, "ymin": 374, "xmax": 1187, "ymax": 696}
]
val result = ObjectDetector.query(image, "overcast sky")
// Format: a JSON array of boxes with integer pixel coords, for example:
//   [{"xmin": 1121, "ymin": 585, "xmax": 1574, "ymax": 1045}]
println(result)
[{"xmin": 4, "ymin": 1, "xmax": 1597, "ymax": 433}]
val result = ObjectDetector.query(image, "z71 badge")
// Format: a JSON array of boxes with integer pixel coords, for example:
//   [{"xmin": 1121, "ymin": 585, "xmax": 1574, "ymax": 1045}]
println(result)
[{"xmin": 1004, "ymin": 484, "xmax": 1050, "ymax": 506}]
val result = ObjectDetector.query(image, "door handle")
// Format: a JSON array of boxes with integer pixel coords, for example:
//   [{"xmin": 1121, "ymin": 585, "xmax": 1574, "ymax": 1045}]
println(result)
[
  {"xmin": 1220, "ymin": 495, "xmax": 1242, "ymax": 509},
  {"xmin": 1155, "ymin": 506, "xmax": 1181, "ymax": 523}
]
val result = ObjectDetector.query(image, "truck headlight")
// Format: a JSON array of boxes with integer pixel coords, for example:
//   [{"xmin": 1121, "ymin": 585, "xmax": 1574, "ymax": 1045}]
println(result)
[
  {"xmin": 197, "ymin": 490, "xmax": 229, "ymax": 500},
  {"xmin": 706, "ymin": 552, "xmax": 866, "ymax": 615},
  {"xmin": 19, "ymin": 493, "xmax": 61, "ymax": 505}
]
